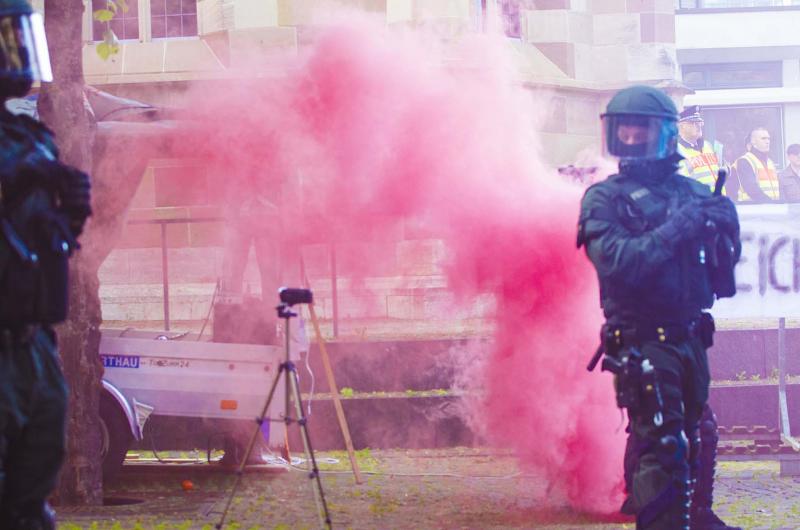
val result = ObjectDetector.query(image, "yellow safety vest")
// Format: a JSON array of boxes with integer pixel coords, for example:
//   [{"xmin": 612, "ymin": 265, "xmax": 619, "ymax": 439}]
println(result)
[
  {"xmin": 677, "ymin": 140, "xmax": 719, "ymax": 191},
  {"xmin": 735, "ymin": 151, "xmax": 779, "ymax": 201}
]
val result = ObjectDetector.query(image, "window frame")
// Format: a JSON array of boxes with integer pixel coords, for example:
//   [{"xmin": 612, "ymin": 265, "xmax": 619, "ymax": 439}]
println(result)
[
  {"xmin": 86, "ymin": 0, "xmax": 198, "ymax": 43},
  {"xmin": 696, "ymin": 104, "xmax": 786, "ymax": 169},
  {"xmin": 149, "ymin": 0, "xmax": 199, "ymax": 41},
  {"xmin": 90, "ymin": 0, "xmax": 142, "ymax": 42},
  {"xmin": 681, "ymin": 61, "xmax": 784, "ymax": 90}
]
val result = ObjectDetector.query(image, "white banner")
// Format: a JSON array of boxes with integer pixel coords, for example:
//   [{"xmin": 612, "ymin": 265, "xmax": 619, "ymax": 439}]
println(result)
[{"xmin": 714, "ymin": 203, "xmax": 800, "ymax": 319}]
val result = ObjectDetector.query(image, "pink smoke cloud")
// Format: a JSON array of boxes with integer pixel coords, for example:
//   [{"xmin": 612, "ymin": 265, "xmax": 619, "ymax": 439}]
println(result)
[{"xmin": 180, "ymin": 9, "xmax": 625, "ymax": 515}]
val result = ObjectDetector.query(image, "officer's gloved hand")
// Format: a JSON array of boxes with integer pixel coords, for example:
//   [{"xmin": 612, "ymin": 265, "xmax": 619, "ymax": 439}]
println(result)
[
  {"xmin": 702, "ymin": 195, "xmax": 739, "ymax": 235},
  {"xmin": 655, "ymin": 201, "xmax": 706, "ymax": 245},
  {"xmin": 58, "ymin": 166, "xmax": 92, "ymax": 238}
]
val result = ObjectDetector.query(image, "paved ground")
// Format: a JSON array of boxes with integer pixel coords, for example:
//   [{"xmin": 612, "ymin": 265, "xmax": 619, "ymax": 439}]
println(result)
[{"xmin": 56, "ymin": 449, "xmax": 800, "ymax": 530}]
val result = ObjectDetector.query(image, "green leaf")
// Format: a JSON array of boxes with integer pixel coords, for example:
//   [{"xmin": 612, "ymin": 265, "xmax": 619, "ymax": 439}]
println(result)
[
  {"xmin": 105, "ymin": 0, "xmax": 118, "ymax": 13},
  {"xmin": 96, "ymin": 30, "xmax": 120, "ymax": 61},
  {"xmin": 96, "ymin": 41, "xmax": 111, "ymax": 60},
  {"xmin": 93, "ymin": 8, "xmax": 115, "ymax": 22},
  {"xmin": 116, "ymin": 0, "xmax": 130, "ymax": 13}
]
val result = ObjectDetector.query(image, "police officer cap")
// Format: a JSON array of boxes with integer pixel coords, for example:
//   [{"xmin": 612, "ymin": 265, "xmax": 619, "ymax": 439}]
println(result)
[
  {"xmin": 603, "ymin": 85, "xmax": 678, "ymax": 120},
  {"xmin": 0, "ymin": 0, "xmax": 33, "ymax": 16},
  {"xmin": 679, "ymin": 105, "xmax": 703, "ymax": 123}
]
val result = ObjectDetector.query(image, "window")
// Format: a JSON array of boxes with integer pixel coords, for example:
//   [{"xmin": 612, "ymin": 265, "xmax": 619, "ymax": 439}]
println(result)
[
  {"xmin": 92, "ymin": 0, "xmax": 140, "ymax": 41},
  {"xmin": 682, "ymin": 62, "xmax": 783, "ymax": 90},
  {"xmin": 698, "ymin": 105, "xmax": 784, "ymax": 168},
  {"xmin": 150, "ymin": 0, "xmax": 198, "ymax": 39}
]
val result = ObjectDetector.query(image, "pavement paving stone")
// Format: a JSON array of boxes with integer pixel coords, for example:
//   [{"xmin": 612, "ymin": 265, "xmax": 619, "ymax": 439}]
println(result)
[{"xmin": 55, "ymin": 450, "xmax": 800, "ymax": 529}]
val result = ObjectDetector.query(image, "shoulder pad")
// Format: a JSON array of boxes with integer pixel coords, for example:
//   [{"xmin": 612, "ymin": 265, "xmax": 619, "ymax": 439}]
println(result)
[{"xmin": 578, "ymin": 178, "xmax": 621, "ymax": 248}]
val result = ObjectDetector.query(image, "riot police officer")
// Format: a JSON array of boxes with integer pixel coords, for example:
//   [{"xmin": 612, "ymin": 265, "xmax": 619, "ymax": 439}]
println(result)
[
  {"xmin": 0, "ymin": 0, "xmax": 91, "ymax": 527},
  {"xmin": 577, "ymin": 85, "xmax": 740, "ymax": 530}
]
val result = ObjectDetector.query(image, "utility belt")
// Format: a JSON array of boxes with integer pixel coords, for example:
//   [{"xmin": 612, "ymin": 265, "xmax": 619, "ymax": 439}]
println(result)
[
  {"xmin": 586, "ymin": 313, "xmax": 715, "ymax": 426},
  {"xmin": 586, "ymin": 312, "xmax": 715, "ymax": 373}
]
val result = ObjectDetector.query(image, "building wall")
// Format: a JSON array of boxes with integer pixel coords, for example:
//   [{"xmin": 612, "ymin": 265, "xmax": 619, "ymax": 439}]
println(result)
[
  {"xmin": 676, "ymin": 8, "xmax": 800, "ymax": 51},
  {"xmin": 92, "ymin": 0, "xmax": 678, "ymax": 335},
  {"xmin": 783, "ymin": 60, "xmax": 800, "ymax": 153},
  {"xmin": 677, "ymin": 6, "xmax": 800, "ymax": 169}
]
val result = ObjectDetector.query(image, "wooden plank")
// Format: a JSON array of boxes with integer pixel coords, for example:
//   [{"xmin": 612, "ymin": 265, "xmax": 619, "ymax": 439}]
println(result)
[{"xmin": 302, "ymin": 268, "xmax": 363, "ymax": 485}]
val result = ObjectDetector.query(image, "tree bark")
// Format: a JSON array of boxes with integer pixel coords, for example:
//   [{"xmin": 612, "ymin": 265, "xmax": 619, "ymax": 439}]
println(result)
[
  {"xmin": 36, "ymin": 0, "xmax": 203, "ymax": 505},
  {"xmin": 39, "ymin": 0, "xmax": 104, "ymax": 506}
]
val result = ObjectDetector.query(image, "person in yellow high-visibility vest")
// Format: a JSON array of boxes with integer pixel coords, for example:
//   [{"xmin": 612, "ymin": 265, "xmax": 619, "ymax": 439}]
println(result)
[
  {"xmin": 731, "ymin": 127, "xmax": 779, "ymax": 202},
  {"xmin": 677, "ymin": 106, "xmax": 720, "ymax": 192}
]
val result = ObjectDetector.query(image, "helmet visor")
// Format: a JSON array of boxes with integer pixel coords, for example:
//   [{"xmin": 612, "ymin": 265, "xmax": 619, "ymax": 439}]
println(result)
[
  {"xmin": 602, "ymin": 114, "xmax": 677, "ymax": 161},
  {"xmin": 0, "ymin": 13, "xmax": 52, "ymax": 82}
]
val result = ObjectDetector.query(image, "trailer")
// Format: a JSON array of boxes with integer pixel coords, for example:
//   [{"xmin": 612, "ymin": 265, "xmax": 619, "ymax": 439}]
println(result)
[{"xmin": 98, "ymin": 328, "xmax": 293, "ymax": 477}]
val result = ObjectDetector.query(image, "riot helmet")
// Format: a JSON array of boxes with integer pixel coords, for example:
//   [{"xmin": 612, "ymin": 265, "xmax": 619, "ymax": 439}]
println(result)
[
  {"xmin": 0, "ymin": 0, "xmax": 51, "ymax": 99},
  {"xmin": 601, "ymin": 85, "xmax": 678, "ymax": 162}
]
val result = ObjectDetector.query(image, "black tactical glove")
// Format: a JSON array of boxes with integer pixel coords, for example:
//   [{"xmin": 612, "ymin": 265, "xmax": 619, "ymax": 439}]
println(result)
[
  {"xmin": 654, "ymin": 201, "xmax": 706, "ymax": 245},
  {"xmin": 58, "ymin": 166, "xmax": 92, "ymax": 238},
  {"xmin": 702, "ymin": 195, "xmax": 738, "ymax": 235},
  {"xmin": 0, "ymin": 151, "xmax": 55, "ymax": 204}
]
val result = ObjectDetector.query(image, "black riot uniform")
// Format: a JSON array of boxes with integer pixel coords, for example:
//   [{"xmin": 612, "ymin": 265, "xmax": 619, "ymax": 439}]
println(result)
[
  {"xmin": 0, "ymin": 0, "xmax": 91, "ymax": 528},
  {"xmin": 578, "ymin": 86, "xmax": 741, "ymax": 530}
]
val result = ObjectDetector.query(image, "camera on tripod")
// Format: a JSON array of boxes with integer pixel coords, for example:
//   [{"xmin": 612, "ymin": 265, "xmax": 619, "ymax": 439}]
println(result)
[
  {"xmin": 217, "ymin": 282, "xmax": 332, "ymax": 529},
  {"xmin": 279, "ymin": 287, "xmax": 313, "ymax": 306}
]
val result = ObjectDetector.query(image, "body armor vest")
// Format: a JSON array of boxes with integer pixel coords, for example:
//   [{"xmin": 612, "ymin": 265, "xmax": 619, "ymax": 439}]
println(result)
[
  {"xmin": 579, "ymin": 172, "xmax": 716, "ymax": 324},
  {"xmin": 0, "ymin": 112, "xmax": 72, "ymax": 326}
]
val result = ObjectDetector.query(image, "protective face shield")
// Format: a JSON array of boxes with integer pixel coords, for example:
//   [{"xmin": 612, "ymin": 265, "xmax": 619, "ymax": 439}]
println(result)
[
  {"xmin": 601, "ymin": 113, "xmax": 678, "ymax": 161},
  {"xmin": 601, "ymin": 86, "xmax": 679, "ymax": 162},
  {"xmin": 0, "ymin": 11, "xmax": 52, "ymax": 96}
]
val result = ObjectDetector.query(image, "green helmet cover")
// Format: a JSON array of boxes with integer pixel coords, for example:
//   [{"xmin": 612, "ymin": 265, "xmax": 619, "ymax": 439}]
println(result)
[{"xmin": 603, "ymin": 85, "xmax": 678, "ymax": 120}]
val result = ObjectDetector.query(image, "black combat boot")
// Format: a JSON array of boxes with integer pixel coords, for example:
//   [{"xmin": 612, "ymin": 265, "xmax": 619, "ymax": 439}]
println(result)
[
  {"xmin": 0, "ymin": 501, "xmax": 56, "ymax": 530},
  {"xmin": 690, "ymin": 407, "xmax": 741, "ymax": 530}
]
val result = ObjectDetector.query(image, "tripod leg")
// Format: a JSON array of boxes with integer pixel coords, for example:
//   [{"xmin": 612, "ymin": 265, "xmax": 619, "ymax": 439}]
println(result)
[
  {"xmin": 288, "ymin": 362, "xmax": 332, "ymax": 529},
  {"xmin": 216, "ymin": 362, "xmax": 286, "ymax": 530}
]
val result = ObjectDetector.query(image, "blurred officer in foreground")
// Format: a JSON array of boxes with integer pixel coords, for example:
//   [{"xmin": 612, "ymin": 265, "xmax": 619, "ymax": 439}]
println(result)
[
  {"xmin": 577, "ymin": 85, "xmax": 741, "ymax": 530},
  {"xmin": 0, "ymin": 0, "xmax": 92, "ymax": 527}
]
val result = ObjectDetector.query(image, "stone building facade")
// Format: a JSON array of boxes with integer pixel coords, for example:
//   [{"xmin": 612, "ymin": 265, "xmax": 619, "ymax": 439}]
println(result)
[{"xmin": 62, "ymin": 0, "xmax": 681, "ymax": 337}]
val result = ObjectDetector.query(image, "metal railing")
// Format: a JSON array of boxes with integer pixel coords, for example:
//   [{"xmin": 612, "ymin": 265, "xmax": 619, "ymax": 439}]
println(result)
[{"xmin": 126, "ymin": 217, "xmax": 340, "ymax": 335}]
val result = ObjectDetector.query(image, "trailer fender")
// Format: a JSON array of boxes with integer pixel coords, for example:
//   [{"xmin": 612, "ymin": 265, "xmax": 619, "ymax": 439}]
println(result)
[{"xmin": 102, "ymin": 379, "xmax": 154, "ymax": 441}]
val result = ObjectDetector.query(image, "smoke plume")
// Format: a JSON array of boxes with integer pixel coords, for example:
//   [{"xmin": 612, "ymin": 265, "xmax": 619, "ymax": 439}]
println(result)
[{"xmin": 180, "ymin": 9, "xmax": 625, "ymax": 514}]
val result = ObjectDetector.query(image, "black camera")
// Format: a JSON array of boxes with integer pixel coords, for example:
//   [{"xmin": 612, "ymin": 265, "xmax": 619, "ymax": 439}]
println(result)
[{"xmin": 279, "ymin": 287, "xmax": 313, "ymax": 306}]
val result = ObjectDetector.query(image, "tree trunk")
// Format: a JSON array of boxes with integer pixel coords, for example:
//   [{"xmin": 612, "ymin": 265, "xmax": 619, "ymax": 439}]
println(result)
[{"xmin": 39, "ymin": 0, "xmax": 104, "ymax": 506}]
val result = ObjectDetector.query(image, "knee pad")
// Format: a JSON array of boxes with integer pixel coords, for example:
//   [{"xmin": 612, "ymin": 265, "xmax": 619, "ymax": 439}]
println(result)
[
  {"xmin": 637, "ymin": 430, "xmax": 691, "ymax": 530},
  {"xmin": 699, "ymin": 416, "xmax": 719, "ymax": 447}
]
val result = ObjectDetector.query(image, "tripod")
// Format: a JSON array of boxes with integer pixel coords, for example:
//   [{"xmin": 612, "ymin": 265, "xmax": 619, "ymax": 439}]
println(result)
[{"xmin": 216, "ymin": 301, "xmax": 332, "ymax": 529}]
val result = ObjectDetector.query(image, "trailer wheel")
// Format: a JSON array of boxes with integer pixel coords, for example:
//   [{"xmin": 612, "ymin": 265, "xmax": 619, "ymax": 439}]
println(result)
[{"xmin": 100, "ymin": 393, "xmax": 133, "ymax": 481}]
